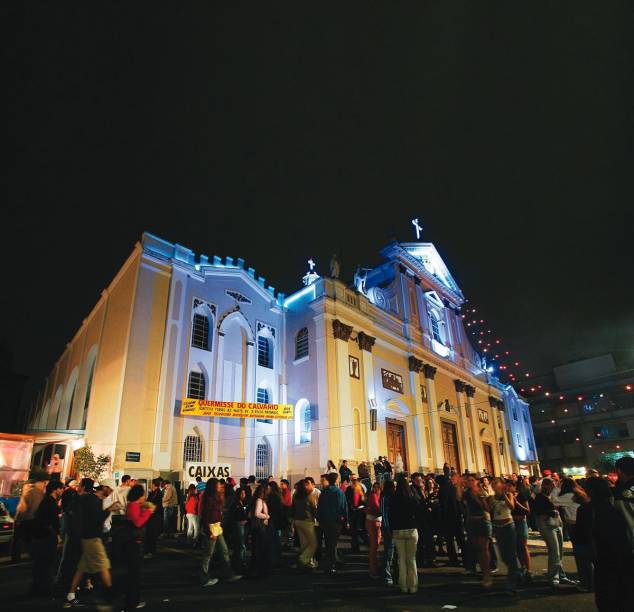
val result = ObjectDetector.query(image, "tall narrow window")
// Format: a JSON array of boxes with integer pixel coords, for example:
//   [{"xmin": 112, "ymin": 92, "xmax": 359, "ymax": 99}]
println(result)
[
  {"xmin": 256, "ymin": 388, "xmax": 269, "ymax": 404},
  {"xmin": 295, "ymin": 328, "xmax": 309, "ymax": 360},
  {"xmin": 257, "ymin": 388, "xmax": 272, "ymax": 423},
  {"xmin": 183, "ymin": 434, "xmax": 203, "ymax": 464},
  {"xmin": 353, "ymin": 408, "xmax": 362, "ymax": 450},
  {"xmin": 191, "ymin": 313, "xmax": 211, "ymax": 350},
  {"xmin": 187, "ymin": 371, "xmax": 206, "ymax": 400},
  {"xmin": 430, "ymin": 313, "xmax": 442, "ymax": 343},
  {"xmin": 258, "ymin": 336, "xmax": 273, "ymax": 368},
  {"xmin": 65, "ymin": 382, "xmax": 77, "ymax": 430}
]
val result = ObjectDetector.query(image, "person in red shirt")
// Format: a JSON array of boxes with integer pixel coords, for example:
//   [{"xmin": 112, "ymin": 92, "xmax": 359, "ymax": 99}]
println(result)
[
  {"xmin": 123, "ymin": 484, "xmax": 155, "ymax": 610},
  {"xmin": 366, "ymin": 481, "xmax": 382, "ymax": 577},
  {"xmin": 185, "ymin": 484, "xmax": 200, "ymax": 546},
  {"xmin": 279, "ymin": 479, "xmax": 293, "ymax": 546}
]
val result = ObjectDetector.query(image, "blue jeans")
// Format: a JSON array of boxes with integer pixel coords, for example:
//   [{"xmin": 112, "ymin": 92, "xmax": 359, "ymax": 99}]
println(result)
[
  {"xmin": 163, "ymin": 506, "xmax": 177, "ymax": 535},
  {"xmin": 538, "ymin": 522, "xmax": 567, "ymax": 582},
  {"xmin": 494, "ymin": 522, "xmax": 520, "ymax": 590},
  {"xmin": 201, "ymin": 534, "xmax": 233, "ymax": 582},
  {"xmin": 381, "ymin": 531, "xmax": 395, "ymax": 582},
  {"xmin": 233, "ymin": 523, "xmax": 248, "ymax": 570}
]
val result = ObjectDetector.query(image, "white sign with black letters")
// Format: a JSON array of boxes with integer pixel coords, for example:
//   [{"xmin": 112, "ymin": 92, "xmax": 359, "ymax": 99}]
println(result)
[{"xmin": 184, "ymin": 462, "xmax": 231, "ymax": 482}]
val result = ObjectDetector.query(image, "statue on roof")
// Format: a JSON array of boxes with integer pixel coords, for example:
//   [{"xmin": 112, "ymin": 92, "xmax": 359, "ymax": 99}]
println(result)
[
  {"xmin": 353, "ymin": 265, "xmax": 370, "ymax": 295},
  {"xmin": 329, "ymin": 254, "xmax": 341, "ymax": 280}
]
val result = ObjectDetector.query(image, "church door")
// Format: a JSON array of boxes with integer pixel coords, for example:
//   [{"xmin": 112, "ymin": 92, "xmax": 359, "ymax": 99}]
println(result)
[
  {"xmin": 386, "ymin": 419, "xmax": 408, "ymax": 472},
  {"xmin": 482, "ymin": 442, "xmax": 495, "ymax": 476},
  {"xmin": 441, "ymin": 420, "xmax": 461, "ymax": 474}
]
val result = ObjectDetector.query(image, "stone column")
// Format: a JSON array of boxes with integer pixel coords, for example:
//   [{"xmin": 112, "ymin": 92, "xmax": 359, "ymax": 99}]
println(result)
[
  {"xmin": 423, "ymin": 364, "xmax": 443, "ymax": 471},
  {"xmin": 408, "ymin": 356, "xmax": 427, "ymax": 472},
  {"xmin": 333, "ymin": 319, "xmax": 354, "ymax": 461},
  {"xmin": 358, "ymin": 332, "xmax": 379, "ymax": 462},
  {"xmin": 497, "ymin": 399, "xmax": 513, "ymax": 475},
  {"xmin": 465, "ymin": 385, "xmax": 484, "ymax": 472},
  {"xmin": 489, "ymin": 396, "xmax": 510, "ymax": 475},
  {"xmin": 454, "ymin": 380, "xmax": 472, "ymax": 472}
]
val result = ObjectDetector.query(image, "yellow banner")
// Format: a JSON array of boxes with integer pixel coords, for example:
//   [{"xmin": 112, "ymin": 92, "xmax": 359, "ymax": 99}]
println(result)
[{"xmin": 180, "ymin": 399, "xmax": 294, "ymax": 420}]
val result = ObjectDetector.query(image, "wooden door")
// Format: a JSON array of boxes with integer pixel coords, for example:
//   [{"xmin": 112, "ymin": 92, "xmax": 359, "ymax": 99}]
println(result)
[
  {"xmin": 386, "ymin": 420, "xmax": 408, "ymax": 472},
  {"xmin": 482, "ymin": 442, "xmax": 495, "ymax": 476},
  {"xmin": 441, "ymin": 420, "xmax": 461, "ymax": 474}
]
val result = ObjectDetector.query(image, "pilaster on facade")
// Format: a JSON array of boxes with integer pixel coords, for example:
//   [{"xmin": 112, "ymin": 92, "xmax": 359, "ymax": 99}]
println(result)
[
  {"xmin": 330, "ymin": 319, "xmax": 354, "ymax": 460},
  {"xmin": 464, "ymin": 384, "xmax": 484, "ymax": 470},
  {"xmin": 453, "ymin": 380, "xmax": 472, "ymax": 472},
  {"xmin": 422, "ymin": 364, "xmax": 443, "ymax": 470}
]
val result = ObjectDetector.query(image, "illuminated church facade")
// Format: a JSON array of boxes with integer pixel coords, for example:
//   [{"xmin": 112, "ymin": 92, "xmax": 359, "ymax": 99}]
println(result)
[{"xmin": 26, "ymin": 230, "xmax": 539, "ymax": 483}]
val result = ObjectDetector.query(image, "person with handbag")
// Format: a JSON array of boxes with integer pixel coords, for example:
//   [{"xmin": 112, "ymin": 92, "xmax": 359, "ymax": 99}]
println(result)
[
  {"xmin": 198, "ymin": 478, "xmax": 242, "ymax": 587},
  {"xmin": 533, "ymin": 477, "xmax": 577, "ymax": 587}
]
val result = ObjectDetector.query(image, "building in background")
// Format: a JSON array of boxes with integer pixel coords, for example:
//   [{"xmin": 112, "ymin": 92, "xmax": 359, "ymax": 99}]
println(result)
[
  {"xmin": 23, "ymin": 231, "xmax": 538, "ymax": 483},
  {"xmin": 530, "ymin": 354, "xmax": 634, "ymax": 474}
]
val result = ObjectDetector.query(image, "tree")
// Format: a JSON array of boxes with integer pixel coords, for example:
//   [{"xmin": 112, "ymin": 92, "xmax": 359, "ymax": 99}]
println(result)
[{"xmin": 73, "ymin": 445, "xmax": 111, "ymax": 481}]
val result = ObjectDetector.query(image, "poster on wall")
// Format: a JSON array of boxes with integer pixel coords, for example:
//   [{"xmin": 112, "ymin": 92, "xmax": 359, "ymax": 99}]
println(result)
[
  {"xmin": 185, "ymin": 462, "xmax": 231, "ymax": 482},
  {"xmin": 181, "ymin": 399, "xmax": 293, "ymax": 420},
  {"xmin": 381, "ymin": 368, "xmax": 404, "ymax": 394}
]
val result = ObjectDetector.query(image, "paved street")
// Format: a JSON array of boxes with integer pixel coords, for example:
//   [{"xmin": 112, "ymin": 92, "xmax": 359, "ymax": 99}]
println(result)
[{"xmin": 1, "ymin": 537, "xmax": 594, "ymax": 611}]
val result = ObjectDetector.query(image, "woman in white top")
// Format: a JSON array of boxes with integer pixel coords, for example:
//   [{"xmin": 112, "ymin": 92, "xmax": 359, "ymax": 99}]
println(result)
[
  {"xmin": 325, "ymin": 459, "xmax": 338, "ymax": 474},
  {"xmin": 250, "ymin": 485, "xmax": 271, "ymax": 577}
]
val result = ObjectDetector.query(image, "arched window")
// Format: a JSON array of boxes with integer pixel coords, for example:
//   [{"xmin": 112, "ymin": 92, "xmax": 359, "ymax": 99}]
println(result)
[
  {"xmin": 255, "ymin": 440, "xmax": 271, "ymax": 480},
  {"xmin": 295, "ymin": 328, "xmax": 309, "ymax": 360},
  {"xmin": 187, "ymin": 371, "xmax": 206, "ymax": 400},
  {"xmin": 258, "ymin": 336, "xmax": 273, "ymax": 368},
  {"xmin": 183, "ymin": 434, "xmax": 203, "ymax": 464},
  {"xmin": 295, "ymin": 399, "xmax": 312, "ymax": 444},
  {"xmin": 81, "ymin": 357, "xmax": 96, "ymax": 430},
  {"xmin": 430, "ymin": 312, "xmax": 442, "ymax": 344},
  {"xmin": 191, "ymin": 313, "xmax": 211, "ymax": 351},
  {"xmin": 353, "ymin": 407, "xmax": 362, "ymax": 450},
  {"xmin": 65, "ymin": 382, "xmax": 77, "ymax": 430}
]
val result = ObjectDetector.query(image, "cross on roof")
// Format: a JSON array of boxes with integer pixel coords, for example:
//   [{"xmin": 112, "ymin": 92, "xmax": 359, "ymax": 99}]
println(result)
[
  {"xmin": 308, "ymin": 258, "xmax": 315, "ymax": 271},
  {"xmin": 412, "ymin": 218, "xmax": 423, "ymax": 240}
]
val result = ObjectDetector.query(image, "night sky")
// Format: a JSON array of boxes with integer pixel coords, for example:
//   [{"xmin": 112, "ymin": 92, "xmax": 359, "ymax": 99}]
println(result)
[{"xmin": 5, "ymin": 3, "xmax": 634, "ymax": 397}]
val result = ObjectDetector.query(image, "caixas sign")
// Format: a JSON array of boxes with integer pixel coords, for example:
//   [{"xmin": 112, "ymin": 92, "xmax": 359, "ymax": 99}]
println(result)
[{"xmin": 185, "ymin": 462, "xmax": 231, "ymax": 481}]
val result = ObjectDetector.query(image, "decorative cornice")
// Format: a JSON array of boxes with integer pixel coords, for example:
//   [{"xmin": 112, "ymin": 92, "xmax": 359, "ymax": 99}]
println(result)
[
  {"xmin": 423, "ymin": 364, "xmax": 437, "ymax": 380},
  {"xmin": 408, "ymin": 356, "xmax": 424, "ymax": 373},
  {"xmin": 489, "ymin": 395, "xmax": 498, "ymax": 408},
  {"xmin": 332, "ymin": 319, "xmax": 353, "ymax": 342},
  {"xmin": 357, "ymin": 331, "xmax": 376, "ymax": 352},
  {"xmin": 464, "ymin": 384, "xmax": 476, "ymax": 398},
  {"xmin": 454, "ymin": 379, "xmax": 466, "ymax": 393}
]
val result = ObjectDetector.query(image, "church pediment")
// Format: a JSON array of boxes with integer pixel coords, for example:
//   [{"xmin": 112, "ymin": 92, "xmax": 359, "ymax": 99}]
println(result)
[{"xmin": 380, "ymin": 241, "xmax": 464, "ymax": 305}]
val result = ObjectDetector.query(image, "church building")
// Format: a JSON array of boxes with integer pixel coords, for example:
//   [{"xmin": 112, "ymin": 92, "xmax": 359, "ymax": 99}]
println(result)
[{"xmin": 25, "ymin": 228, "xmax": 539, "ymax": 484}]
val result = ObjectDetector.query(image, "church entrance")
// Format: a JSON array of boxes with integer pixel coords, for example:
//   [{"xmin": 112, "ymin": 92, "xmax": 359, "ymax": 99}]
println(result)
[
  {"xmin": 441, "ymin": 420, "xmax": 461, "ymax": 474},
  {"xmin": 386, "ymin": 419, "xmax": 408, "ymax": 472},
  {"xmin": 482, "ymin": 442, "xmax": 495, "ymax": 476}
]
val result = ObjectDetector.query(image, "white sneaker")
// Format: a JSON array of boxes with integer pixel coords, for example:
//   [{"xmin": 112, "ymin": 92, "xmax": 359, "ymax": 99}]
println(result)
[
  {"xmin": 202, "ymin": 578, "xmax": 219, "ymax": 587},
  {"xmin": 560, "ymin": 577, "xmax": 578, "ymax": 586},
  {"xmin": 551, "ymin": 579, "xmax": 560, "ymax": 588}
]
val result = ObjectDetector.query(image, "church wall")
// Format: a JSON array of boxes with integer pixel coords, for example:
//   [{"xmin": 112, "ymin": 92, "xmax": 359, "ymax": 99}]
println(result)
[
  {"xmin": 85, "ymin": 247, "xmax": 142, "ymax": 461},
  {"xmin": 114, "ymin": 255, "xmax": 171, "ymax": 476}
]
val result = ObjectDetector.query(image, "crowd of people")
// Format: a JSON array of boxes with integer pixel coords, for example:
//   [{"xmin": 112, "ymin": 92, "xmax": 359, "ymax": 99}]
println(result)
[{"xmin": 7, "ymin": 455, "xmax": 634, "ymax": 611}]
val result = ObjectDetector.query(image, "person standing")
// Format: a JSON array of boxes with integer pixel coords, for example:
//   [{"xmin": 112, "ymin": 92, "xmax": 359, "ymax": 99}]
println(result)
[
  {"xmin": 30, "ymin": 480, "xmax": 64, "ymax": 597},
  {"xmin": 374, "ymin": 457, "xmax": 386, "ymax": 484},
  {"xmin": 161, "ymin": 481, "xmax": 178, "ymax": 537},
  {"xmin": 380, "ymin": 479, "xmax": 396, "ymax": 585},
  {"xmin": 365, "ymin": 481, "xmax": 382, "ymax": 578},
  {"xmin": 457, "ymin": 474, "xmax": 493, "ymax": 589},
  {"xmin": 266, "ymin": 481, "xmax": 285, "ymax": 566},
  {"xmin": 122, "ymin": 484, "xmax": 155, "ymax": 611},
  {"xmin": 228, "ymin": 486, "xmax": 250, "ymax": 574},
  {"xmin": 358, "ymin": 461, "xmax": 371, "ymax": 491},
  {"xmin": 339, "ymin": 460, "xmax": 353, "ymax": 484},
  {"xmin": 11, "ymin": 472, "xmax": 48, "ymax": 563},
  {"xmin": 316, "ymin": 473, "xmax": 348, "ymax": 575},
  {"xmin": 489, "ymin": 479, "xmax": 520, "ymax": 595},
  {"xmin": 389, "ymin": 477, "xmax": 419, "ymax": 594},
  {"xmin": 144, "ymin": 478, "xmax": 163, "ymax": 558},
  {"xmin": 507, "ymin": 479, "xmax": 532, "ymax": 582},
  {"xmin": 438, "ymin": 474, "xmax": 465, "ymax": 567},
  {"xmin": 292, "ymin": 479, "xmax": 318, "ymax": 570},
  {"xmin": 250, "ymin": 484, "xmax": 272, "ymax": 578},
  {"xmin": 185, "ymin": 484, "xmax": 200, "ymax": 546},
  {"xmin": 345, "ymin": 475, "xmax": 365, "ymax": 553},
  {"xmin": 533, "ymin": 478, "xmax": 576, "ymax": 587},
  {"xmin": 411, "ymin": 473, "xmax": 435, "ymax": 568},
  {"xmin": 613, "ymin": 456, "xmax": 634, "ymax": 546}
]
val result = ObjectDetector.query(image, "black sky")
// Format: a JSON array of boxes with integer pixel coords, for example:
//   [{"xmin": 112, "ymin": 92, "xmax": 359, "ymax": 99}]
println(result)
[{"xmin": 4, "ymin": 3, "xmax": 634, "ymax": 394}]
